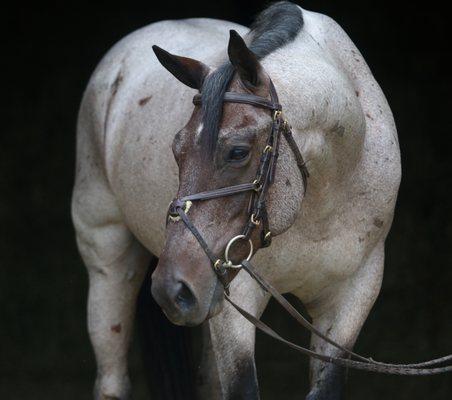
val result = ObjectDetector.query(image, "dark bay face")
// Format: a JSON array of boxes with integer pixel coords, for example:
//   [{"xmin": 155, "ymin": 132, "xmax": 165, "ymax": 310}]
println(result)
[{"xmin": 151, "ymin": 77, "xmax": 276, "ymax": 326}]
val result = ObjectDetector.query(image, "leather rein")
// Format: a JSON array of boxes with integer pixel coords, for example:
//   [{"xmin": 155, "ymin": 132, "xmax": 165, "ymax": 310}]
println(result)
[{"xmin": 166, "ymin": 80, "xmax": 452, "ymax": 375}]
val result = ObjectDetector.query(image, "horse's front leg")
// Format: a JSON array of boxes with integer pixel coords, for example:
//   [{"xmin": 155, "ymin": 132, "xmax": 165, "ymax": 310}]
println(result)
[
  {"xmin": 303, "ymin": 242, "xmax": 385, "ymax": 400},
  {"xmin": 197, "ymin": 271, "xmax": 270, "ymax": 400},
  {"xmin": 74, "ymin": 209, "xmax": 151, "ymax": 399}
]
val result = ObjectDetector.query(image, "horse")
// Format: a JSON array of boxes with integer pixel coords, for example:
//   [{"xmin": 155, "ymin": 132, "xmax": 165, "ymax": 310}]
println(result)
[{"xmin": 72, "ymin": 2, "xmax": 402, "ymax": 399}]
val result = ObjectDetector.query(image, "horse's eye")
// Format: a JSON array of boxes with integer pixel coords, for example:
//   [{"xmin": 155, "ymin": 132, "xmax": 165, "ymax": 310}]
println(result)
[{"xmin": 228, "ymin": 147, "xmax": 250, "ymax": 161}]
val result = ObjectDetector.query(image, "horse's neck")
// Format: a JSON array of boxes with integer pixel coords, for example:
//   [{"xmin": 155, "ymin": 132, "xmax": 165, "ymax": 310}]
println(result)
[{"xmin": 264, "ymin": 13, "xmax": 368, "ymax": 220}]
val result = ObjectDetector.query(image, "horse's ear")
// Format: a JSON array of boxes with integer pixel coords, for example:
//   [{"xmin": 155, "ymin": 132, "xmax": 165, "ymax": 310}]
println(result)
[
  {"xmin": 227, "ymin": 30, "xmax": 263, "ymax": 89},
  {"xmin": 152, "ymin": 45, "xmax": 209, "ymax": 90}
]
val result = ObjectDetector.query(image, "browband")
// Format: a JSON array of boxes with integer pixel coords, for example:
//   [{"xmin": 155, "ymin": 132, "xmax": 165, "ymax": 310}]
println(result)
[{"xmin": 193, "ymin": 92, "xmax": 282, "ymax": 111}]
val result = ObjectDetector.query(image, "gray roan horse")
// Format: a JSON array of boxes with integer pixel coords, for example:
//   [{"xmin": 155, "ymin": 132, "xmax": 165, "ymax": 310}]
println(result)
[{"xmin": 72, "ymin": 2, "xmax": 451, "ymax": 399}]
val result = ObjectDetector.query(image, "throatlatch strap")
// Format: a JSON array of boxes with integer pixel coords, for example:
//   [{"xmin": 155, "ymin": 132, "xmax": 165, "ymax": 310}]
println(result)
[{"xmin": 281, "ymin": 127, "xmax": 309, "ymax": 192}]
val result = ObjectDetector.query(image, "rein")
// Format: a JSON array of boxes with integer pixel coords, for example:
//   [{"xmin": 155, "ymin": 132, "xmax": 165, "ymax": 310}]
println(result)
[{"xmin": 166, "ymin": 80, "xmax": 452, "ymax": 375}]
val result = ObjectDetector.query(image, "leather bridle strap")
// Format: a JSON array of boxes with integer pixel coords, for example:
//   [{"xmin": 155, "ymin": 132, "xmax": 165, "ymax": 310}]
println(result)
[
  {"xmin": 179, "ymin": 182, "xmax": 256, "ymax": 203},
  {"xmin": 225, "ymin": 296, "xmax": 452, "ymax": 375},
  {"xmin": 193, "ymin": 92, "xmax": 282, "ymax": 111},
  {"xmin": 175, "ymin": 207, "xmax": 230, "ymax": 291},
  {"xmin": 225, "ymin": 260, "xmax": 452, "ymax": 375},
  {"xmin": 241, "ymin": 260, "xmax": 370, "ymax": 363},
  {"xmin": 282, "ymin": 126, "xmax": 309, "ymax": 192}
]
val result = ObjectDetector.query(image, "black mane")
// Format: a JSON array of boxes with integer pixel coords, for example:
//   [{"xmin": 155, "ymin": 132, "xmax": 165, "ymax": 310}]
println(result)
[{"xmin": 200, "ymin": 1, "xmax": 304, "ymax": 154}]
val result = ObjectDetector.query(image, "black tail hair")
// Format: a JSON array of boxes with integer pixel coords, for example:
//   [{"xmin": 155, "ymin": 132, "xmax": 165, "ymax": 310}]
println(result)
[{"xmin": 136, "ymin": 257, "xmax": 196, "ymax": 399}]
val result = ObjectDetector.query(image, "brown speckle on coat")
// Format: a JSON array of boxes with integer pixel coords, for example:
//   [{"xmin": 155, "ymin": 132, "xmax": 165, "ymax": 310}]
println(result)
[
  {"xmin": 373, "ymin": 218, "xmax": 384, "ymax": 228},
  {"xmin": 138, "ymin": 96, "xmax": 152, "ymax": 106}
]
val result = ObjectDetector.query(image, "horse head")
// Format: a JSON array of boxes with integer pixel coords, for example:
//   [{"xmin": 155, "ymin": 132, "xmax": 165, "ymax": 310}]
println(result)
[{"xmin": 151, "ymin": 31, "xmax": 305, "ymax": 326}]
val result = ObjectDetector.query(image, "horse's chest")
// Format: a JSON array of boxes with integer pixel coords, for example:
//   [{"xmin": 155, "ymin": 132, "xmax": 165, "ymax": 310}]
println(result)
[{"xmin": 255, "ymin": 204, "xmax": 382, "ymax": 298}]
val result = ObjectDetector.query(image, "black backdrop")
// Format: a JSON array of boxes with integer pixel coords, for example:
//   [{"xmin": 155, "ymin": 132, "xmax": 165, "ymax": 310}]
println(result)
[{"xmin": 2, "ymin": 1, "xmax": 452, "ymax": 399}]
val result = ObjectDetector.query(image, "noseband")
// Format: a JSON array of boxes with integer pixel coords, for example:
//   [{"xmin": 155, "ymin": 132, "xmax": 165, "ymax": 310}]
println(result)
[
  {"xmin": 168, "ymin": 80, "xmax": 309, "ymax": 291},
  {"xmin": 165, "ymin": 80, "xmax": 452, "ymax": 375}
]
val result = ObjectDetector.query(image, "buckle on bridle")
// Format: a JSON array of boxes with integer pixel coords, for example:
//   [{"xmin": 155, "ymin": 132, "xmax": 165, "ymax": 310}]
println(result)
[
  {"xmin": 250, "ymin": 213, "xmax": 260, "ymax": 226},
  {"xmin": 213, "ymin": 259, "xmax": 224, "ymax": 271},
  {"xmin": 252, "ymin": 179, "xmax": 262, "ymax": 192},
  {"xmin": 262, "ymin": 230, "xmax": 272, "ymax": 247},
  {"xmin": 167, "ymin": 200, "xmax": 192, "ymax": 222}
]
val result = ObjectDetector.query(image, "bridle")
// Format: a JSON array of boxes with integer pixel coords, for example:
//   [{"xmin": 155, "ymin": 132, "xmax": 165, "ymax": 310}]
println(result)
[
  {"xmin": 168, "ymin": 80, "xmax": 308, "ymax": 291},
  {"xmin": 166, "ymin": 79, "xmax": 452, "ymax": 375}
]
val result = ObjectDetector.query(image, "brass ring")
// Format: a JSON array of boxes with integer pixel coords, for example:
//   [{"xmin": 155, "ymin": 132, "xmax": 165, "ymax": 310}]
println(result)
[
  {"xmin": 224, "ymin": 235, "xmax": 253, "ymax": 268},
  {"xmin": 167, "ymin": 200, "xmax": 193, "ymax": 223}
]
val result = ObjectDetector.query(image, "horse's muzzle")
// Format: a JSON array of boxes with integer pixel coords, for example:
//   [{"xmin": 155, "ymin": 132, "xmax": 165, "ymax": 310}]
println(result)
[{"xmin": 151, "ymin": 266, "xmax": 224, "ymax": 326}]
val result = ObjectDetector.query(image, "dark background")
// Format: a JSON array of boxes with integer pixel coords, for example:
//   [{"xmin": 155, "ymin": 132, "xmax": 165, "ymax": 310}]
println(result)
[{"xmin": 2, "ymin": 0, "xmax": 452, "ymax": 399}]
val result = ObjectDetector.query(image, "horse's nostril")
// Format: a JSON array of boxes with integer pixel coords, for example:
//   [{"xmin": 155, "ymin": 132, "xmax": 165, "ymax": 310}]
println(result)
[{"xmin": 174, "ymin": 281, "xmax": 196, "ymax": 310}]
